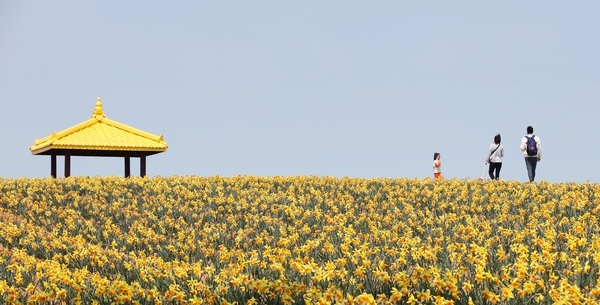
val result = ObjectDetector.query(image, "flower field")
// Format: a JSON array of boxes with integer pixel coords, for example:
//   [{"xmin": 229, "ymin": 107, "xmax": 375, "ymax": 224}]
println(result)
[{"xmin": 1, "ymin": 176, "xmax": 600, "ymax": 304}]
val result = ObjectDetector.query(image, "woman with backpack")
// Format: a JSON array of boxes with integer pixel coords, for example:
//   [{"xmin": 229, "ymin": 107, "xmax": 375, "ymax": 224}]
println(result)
[{"xmin": 485, "ymin": 134, "xmax": 504, "ymax": 180}]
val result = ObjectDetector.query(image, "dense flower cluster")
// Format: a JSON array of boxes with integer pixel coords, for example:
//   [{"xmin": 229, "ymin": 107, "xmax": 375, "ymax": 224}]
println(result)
[{"xmin": 0, "ymin": 176, "xmax": 600, "ymax": 304}]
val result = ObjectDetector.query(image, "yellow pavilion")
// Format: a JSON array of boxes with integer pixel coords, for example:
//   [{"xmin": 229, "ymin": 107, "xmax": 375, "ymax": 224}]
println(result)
[{"xmin": 30, "ymin": 98, "xmax": 168, "ymax": 177}]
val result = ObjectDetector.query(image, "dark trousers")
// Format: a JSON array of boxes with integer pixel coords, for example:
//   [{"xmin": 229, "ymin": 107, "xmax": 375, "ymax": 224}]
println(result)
[
  {"xmin": 488, "ymin": 162, "xmax": 502, "ymax": 180},
  {"xmin": 525, "ymin": 157, "xmax": 538, "ymax": 182}
]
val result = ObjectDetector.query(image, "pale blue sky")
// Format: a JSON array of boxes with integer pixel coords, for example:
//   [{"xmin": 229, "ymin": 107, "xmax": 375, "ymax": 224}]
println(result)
[{"xmin": 1, "ymin": 1, "xmax": 599, "ymax": 182}]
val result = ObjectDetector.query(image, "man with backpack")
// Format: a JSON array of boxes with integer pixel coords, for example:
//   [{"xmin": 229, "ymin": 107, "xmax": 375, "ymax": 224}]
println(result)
[{"xmin": 520, "ymin": 126, "xmax": 542, "ymax": 182}]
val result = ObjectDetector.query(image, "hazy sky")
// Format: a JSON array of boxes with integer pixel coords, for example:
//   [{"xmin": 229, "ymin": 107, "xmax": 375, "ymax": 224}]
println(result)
[{"xmin": 1, "ymin": 1, "xmax": 599, "ymax": 182}]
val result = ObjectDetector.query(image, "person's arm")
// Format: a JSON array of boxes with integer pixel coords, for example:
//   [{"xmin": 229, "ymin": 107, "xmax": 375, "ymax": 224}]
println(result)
[
  {"xmin": 520, "ymin": 137, "xmax": 527, "ymax": 152},
  {"xmin": 499, "ymin": 146, "xmax": 504, "ymax": 158},
  {"xmin": 485, "ymin": 144, "xmax": 492, "ymax": 163},
  {"xmin": 536, "ymin": 137, "xmax": 542, "ymax": 160}
]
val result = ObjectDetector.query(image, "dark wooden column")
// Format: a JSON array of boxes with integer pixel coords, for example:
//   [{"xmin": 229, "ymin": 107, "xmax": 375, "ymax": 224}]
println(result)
[
  {"xmin": 64, "ymin": 152, "xmax": 71, "ymax": 177},
  {"xmin": 124, "ymin": 156, "xmax": 131, "ymax": 177},
  {"xmin": 140, "ymin": 154, "xmax": 146, "ymax": 177},
  {"xmin": 51, "ymin": 153, "xmax": 57, "ymax": 178}
]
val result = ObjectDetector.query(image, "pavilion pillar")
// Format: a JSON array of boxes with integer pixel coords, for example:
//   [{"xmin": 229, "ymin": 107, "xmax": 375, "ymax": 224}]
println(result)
[
  {"xmin": 64, "ymin": 152, "xmax": 71, "ymax": 177},
  {"xmin": 50, "ymin": 153, "xmax": 57, "ymax": 178},
  {"xmin": 140, "ymin": 154, "xmax": 146, "ymax": 177},
  {"xmin": 124, "ymin": 156, "xmax": 131, "ymax": 177}
]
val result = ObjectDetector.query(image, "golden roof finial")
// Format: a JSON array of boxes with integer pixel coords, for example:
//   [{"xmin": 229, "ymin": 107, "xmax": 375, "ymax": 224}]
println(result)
[{"xmin": 92, "ymin": 97, "xmax": 105, "ymax": 118}]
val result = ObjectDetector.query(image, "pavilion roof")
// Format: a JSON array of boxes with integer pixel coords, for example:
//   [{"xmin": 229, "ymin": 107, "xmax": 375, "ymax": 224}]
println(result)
[{"xmin": 30, "ymin": 98, "xmax": 168, "ymax": 156}]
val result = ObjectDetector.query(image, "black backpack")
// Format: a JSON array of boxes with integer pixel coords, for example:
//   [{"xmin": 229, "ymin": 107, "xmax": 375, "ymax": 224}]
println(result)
[{"xmin": 526, "ymin": 135, "xmax": 537, "ymax": 156}]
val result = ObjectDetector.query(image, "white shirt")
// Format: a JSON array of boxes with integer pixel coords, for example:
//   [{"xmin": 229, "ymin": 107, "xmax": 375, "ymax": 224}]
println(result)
[
  {"xmin": 433, "ymin": 160, "xmax": 442, "ymax": 173},
  {"xmin": 487, "ymin": 143, "xmax": 504, "ymax": 163},
  {"xmin": 520, "ymin": 134, "xmax": 542, "ymax": 158}
]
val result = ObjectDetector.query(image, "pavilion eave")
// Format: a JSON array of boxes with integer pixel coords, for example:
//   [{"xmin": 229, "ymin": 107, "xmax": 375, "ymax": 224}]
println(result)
[{"xmin": 32, "ymin": 147, "xmax": 165, "ymax": 157}]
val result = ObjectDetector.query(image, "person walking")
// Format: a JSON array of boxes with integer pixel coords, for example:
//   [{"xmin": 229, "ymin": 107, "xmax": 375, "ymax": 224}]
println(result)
[
  {"xmin": 520, "ymin": 126, "xmax": 542, "ymax": 182},
  {"xmin": 433, "ymin": 152, "xmax": 443, "ymax": 179},
  {"xmin": 485, "ymin": 134, "xmax": 504, "ymax": 180}
]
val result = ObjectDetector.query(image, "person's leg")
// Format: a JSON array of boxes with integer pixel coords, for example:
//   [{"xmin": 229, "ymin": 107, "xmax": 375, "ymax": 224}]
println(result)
[
  {"xmin": 495, "ymin": 163, "xmax": 502, "ymax": 180},
  {"xmin": 488, "ymin": 164, "xmax": 495, "ymax": 179},
  {"xmin": 525, "ymin": 158, "xmax": 533, "ymax": 181},
  {"xmin": 525, "ymin": 157, "xmax": 537, "ymax": 182}
]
